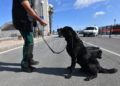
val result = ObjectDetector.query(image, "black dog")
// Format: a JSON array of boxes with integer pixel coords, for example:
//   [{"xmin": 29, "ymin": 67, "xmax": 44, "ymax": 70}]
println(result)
[{"xmin": 58, "ymin": 26, "xmax": 117, "ymax": 81}]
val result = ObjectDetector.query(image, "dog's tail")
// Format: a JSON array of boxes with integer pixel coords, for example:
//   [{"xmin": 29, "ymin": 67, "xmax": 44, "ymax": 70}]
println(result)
[{"xmin": 99, "ymin": 67, "xmax": 118, "ymax": 74}]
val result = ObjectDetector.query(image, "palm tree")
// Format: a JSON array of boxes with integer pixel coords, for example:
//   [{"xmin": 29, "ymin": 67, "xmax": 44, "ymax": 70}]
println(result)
[{"xmin": 48, "ymin": 4, "xmax": 54, "ymax": 34}]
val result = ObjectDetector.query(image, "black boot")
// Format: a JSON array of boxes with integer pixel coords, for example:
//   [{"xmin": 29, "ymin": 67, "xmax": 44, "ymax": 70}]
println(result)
[
  {"xmin": 27, "ymin": 45, "xmax": 39, "ymax": 65},
  {"xmin": 21, "ymin": 59, "xmax": 31, "ymax": 73},
  {"xmin": 30, "ymin": 59, "xmax": 39, "ymax": 65},
  {"xmin": 21, "ymin": 60, "xmax": 36, "ymax": 73},
  {"xmin": 21, "ymin": 66, "xmax": 36, "ymax": 73},
  {"xmin": 21, "ymin": 67, "xmax": 33, "ymax": 73}
]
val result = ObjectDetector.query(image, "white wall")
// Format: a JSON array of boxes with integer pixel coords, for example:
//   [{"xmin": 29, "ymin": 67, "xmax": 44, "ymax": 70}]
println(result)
[
  {"xmin": 0, "ymin": 30, "xmax": 20, "ymax": 38},
  {"xmin": 34, "ymin": 0, "xmax": 50, "ymax": 35}
]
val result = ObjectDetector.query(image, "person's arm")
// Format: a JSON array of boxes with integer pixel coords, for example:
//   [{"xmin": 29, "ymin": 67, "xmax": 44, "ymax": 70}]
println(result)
[{"xmin": 21, "ymin": 0, "xmax": 47, "ymax": 26}]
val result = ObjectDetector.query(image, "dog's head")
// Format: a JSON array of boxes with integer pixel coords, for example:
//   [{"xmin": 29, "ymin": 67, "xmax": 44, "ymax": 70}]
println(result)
[{"xmin": 57, "ymin": 26, "xmax": 77, "ymax": 38}]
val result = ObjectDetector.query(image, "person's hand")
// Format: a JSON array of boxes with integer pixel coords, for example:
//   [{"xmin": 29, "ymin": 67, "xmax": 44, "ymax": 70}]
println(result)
[{"xmin": 39, "ymin": 19, "xmax": 47, "ymax": 26}]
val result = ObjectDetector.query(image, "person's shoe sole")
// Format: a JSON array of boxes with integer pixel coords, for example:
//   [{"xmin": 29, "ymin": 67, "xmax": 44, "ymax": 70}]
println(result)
[
  {"xmin": 21, "ymin": 68, "xmax": 32, "ymax": 73},
  {"xmin": 21, "ymin": 67, "xmax": 36, "ymax": 73}
]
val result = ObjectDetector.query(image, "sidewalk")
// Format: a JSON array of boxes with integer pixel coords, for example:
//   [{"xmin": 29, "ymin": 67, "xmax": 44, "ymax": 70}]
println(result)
[
  {"xmin": 0, "ymin": 36, "xmax": 50, "ymax": 52},
  {"xmin": 0, "ymin": 38, "xmax": 23, "ymax": 52},
  {"xmin": 98, "ymin": 35, "xmax": 120, "ymax": 39}
]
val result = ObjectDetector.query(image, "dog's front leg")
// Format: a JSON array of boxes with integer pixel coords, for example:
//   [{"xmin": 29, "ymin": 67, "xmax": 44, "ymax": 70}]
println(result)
[
  {"xmin": 67, "ymin": 58, "xmax": 76, "ymax": 69},
  {"xmin": 65, "ymin": 58, "xmax": 76, "ymax": 79}
]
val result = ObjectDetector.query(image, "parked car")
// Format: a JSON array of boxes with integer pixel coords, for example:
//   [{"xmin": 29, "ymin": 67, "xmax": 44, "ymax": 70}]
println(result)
[{"xmin": 83, "ymin": 26, "xmax": 99, "ymax": 37}]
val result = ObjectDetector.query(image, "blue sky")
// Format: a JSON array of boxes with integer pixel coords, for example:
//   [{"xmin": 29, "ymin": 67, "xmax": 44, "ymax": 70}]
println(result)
[
  {"xmin": 49, "ymin": 0, "xmax": 120, "ymax": 30},
  {"xmin": 0, "ymin": 0, "xmax": 12, "ymax": 26},
  {"xmin": 0, "ymin": 0, "xmax": 120, "ymax": 30}
]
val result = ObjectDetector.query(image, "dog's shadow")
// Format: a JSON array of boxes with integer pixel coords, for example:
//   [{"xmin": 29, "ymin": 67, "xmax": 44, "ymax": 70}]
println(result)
[
  {"xmin": 36, "ymin": 67, "xmax": 87, "ymax": 78},
  {"xmin": 0, "ymin": 62, "xmax": 87, "ymax": 79}
]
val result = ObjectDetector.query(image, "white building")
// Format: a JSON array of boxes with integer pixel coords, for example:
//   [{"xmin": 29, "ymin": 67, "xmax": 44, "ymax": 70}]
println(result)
[
  {"xmin": 0, "ymin": 22, "xmax": 20, "ymax": 38},
  {"xmin": 34, "ymin": 0, "xmax": 53, "ymax": 35}
]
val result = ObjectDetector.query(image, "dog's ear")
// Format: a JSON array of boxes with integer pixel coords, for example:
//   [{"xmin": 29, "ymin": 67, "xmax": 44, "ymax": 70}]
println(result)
[{"xmin": 63, "ymin": 26, "xmax": 73, "ymax": 31}]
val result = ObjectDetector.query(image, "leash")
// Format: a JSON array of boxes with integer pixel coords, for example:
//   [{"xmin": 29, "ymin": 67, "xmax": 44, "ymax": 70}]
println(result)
[
  {"xmin": 41, "ymin": 35, "xmax": 66, "ymax": 54},
  {"xmin": 34, "ymin": 15, "xmax": 66, "ymax": 54},
  {"xmin": 33, "ymin": 12, "xmax": 66, "ymax": 54}
]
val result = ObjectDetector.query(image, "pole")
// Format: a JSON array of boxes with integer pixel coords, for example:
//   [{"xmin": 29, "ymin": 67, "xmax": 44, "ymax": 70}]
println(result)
[
  {"xmin": 114, "ymin": 19, "xmax": 116, "ymax": 36},
  {"xmin": 114, "ymin": 19, "xmax": 116, "ymax": 25},
  {"xmin": 40, "ymin": 0, "xmax": 44, "ymax": 36},
  {"xmin": 109, "ymin": 26, "xmax": 111, "ymax": 38},
  {"xmin": 109, "ymin": 19, "xmax": 116, "ymax": 38}
]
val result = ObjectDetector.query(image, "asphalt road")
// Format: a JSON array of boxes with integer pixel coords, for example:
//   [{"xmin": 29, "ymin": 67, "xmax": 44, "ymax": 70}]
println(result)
[{"xmin": 0, "ymin": 36, "xmax": 120, "ymax": 86}]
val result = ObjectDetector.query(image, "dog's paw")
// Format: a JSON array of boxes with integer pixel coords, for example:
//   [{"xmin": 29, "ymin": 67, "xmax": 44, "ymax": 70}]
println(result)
[
  {"xmin": 84, "ymin": 75, "xmax": 97, "ymax": 81},
  {"xmin": 84, "ymin": 77, "xmax": 90, "ymax": 81},
  {"xmin": 65, "ymin": 74, "xmax": 72, "ymax": 79}
]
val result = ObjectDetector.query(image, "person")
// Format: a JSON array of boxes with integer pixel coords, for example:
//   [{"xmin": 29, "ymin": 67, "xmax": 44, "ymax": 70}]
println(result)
[{"xmin": 12, "ymin": 0, "xmax": 47, "ymax": 72}]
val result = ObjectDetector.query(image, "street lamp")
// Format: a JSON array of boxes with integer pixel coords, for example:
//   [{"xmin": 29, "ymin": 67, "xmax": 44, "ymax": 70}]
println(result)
[
  {"xmin": 109, "ymin": 26, "xmax": 112, "ymax": 38},
  {"xmin": 41, "ymin": 0, "xmax": 44, "ymax": 4},
  {"xmin": 49, "ymin": 4, "xmax": 53, "ymax": 10},
  {"xmin": 109, "ymin": 19, "xmax": 116, "ymax": 38},
  {"xmin": 114, "ymin": 19, "xmax": 116, "ymax": 25}
]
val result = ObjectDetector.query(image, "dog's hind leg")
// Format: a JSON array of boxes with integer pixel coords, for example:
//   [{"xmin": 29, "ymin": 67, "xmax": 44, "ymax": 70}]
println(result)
[
  {"xmin": 84, "ymin": 64, "xmax": 98, "ymax": 81},
  {"xmin": 84, "ymin": 74, "xmax": 97, "ymax": 81}
]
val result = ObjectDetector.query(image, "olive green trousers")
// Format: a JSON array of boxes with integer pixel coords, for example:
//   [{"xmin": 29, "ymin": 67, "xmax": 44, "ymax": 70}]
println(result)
[{"xmin": 20, "ymin": 31, "xmax": 34, "ymax": 68}]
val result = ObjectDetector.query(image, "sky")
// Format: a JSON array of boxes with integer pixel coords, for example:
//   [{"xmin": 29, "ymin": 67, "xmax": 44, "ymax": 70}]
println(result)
[
  {"xmin": 0, "ymin": 0, "xmax": 12, "ymax": 26},
  {"xmin": 0, "ymin": 0, "xmax": 120, "ymax": 30}
]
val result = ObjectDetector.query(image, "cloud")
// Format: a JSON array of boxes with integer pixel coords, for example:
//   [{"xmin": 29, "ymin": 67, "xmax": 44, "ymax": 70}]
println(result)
[
  {"xmin": 94, "ymin": 11, "xmax": 106, "ymax": 17},
  {"xmin": 74, "ymin": 0, "xmax": 106, "ymax": 9},
  {"xmin": 49, "ymin": 0, "xmax": 74, "ymax": 12}
]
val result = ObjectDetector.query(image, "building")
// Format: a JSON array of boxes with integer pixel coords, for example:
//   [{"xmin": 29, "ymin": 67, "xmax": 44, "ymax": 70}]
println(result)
[
  {"xmin": 99, "ymin": 24, "xmax": 120, "ymax": 35},
  {"xmin": 0, "ymin": 22, "xmax": 20, "ymax": 38},
  {"xmin": 34, "ymin": 0, "xmax": 54, "ymax": 35}
]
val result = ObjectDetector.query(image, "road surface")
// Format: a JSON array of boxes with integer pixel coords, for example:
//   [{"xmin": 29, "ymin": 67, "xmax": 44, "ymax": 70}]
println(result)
[{"xmin": 0, "ymin": 36, "xmax": 120, "ymax": 86}]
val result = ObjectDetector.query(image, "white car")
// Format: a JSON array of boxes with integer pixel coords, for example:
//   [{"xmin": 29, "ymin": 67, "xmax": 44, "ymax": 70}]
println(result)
[{"xmin": 83, "ymin": 26, "xmax": 99, "ymax": 37}]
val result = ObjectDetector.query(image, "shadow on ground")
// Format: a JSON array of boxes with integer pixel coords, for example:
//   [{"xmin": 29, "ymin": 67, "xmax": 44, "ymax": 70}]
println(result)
[
  {"xmin": 0, "ymin": 62, "xmax": 20, "ymax": 72},
  {"xmin": 36, "ymin": 67, "xmax": 87, "ymax": 78},
  {"xmin": 0, "ymin": 62, "xmax": 88, "ymax": 80}
]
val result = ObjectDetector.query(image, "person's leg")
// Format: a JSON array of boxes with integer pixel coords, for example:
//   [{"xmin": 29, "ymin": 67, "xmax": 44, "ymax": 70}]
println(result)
[
  {"xmin": 20, "ymin": 31, "xmax": 38, "ymax": 72},
  {"xmin": 22, "ymin": 31, "xmax": 39, "ymax": 65}
]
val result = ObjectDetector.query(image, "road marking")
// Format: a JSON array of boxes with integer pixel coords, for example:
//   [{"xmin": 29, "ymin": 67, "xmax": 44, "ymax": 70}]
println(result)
[
  {"xmin": 1, "ymin": 39, "xmax": 120, "ymax": 57},
  {"xmin": 0, "ymin": 40, "xmax": 40, "ymax": 55},
  {"xmin": 83, "ymin": 41, "xmax": 120, "ymax": 57},
  {"xmin": 0, "ymin": 46, "xmax": 23, "ymax": 55}
]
